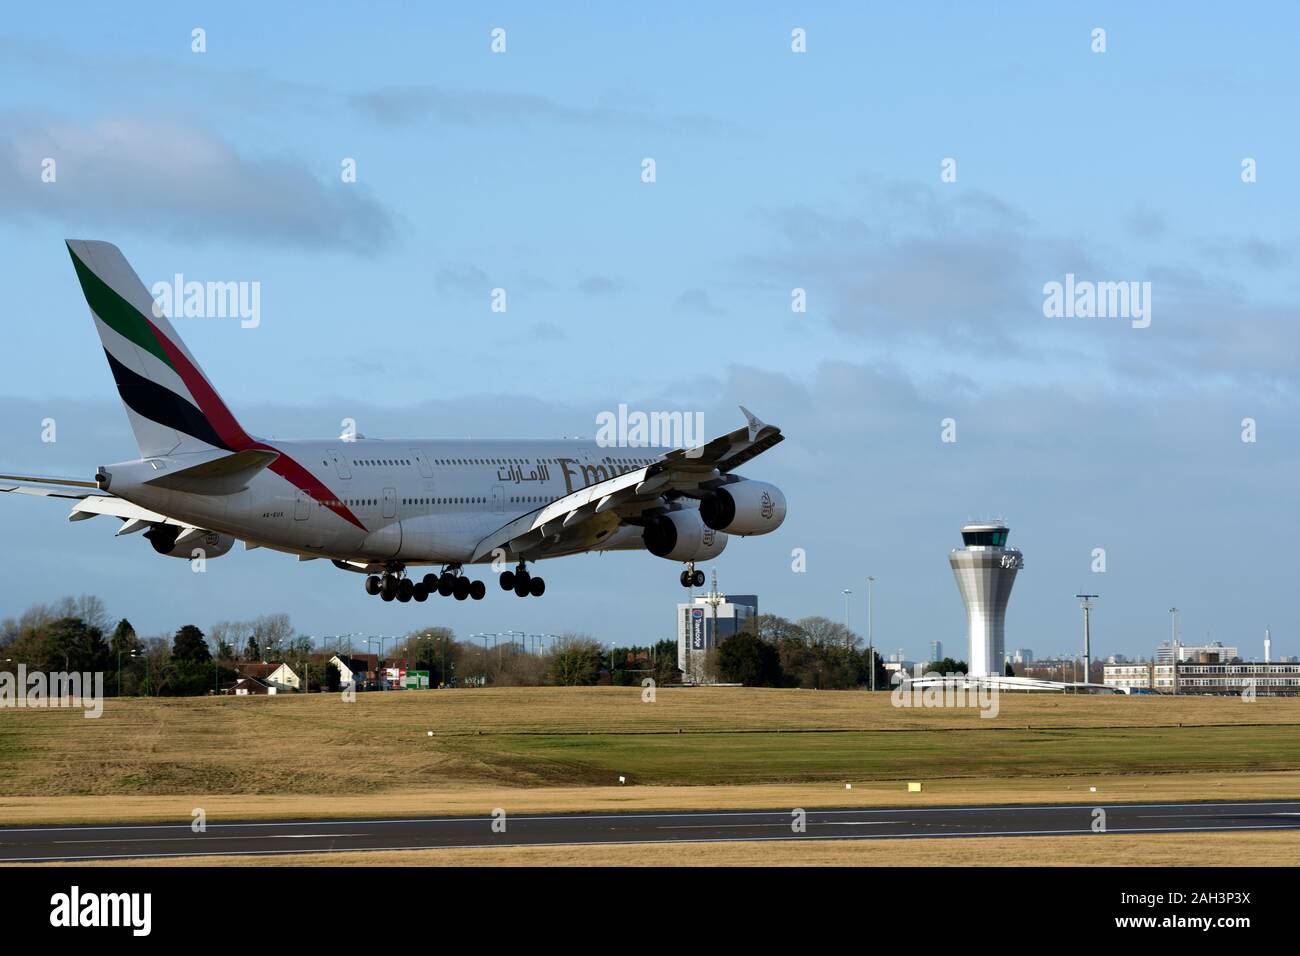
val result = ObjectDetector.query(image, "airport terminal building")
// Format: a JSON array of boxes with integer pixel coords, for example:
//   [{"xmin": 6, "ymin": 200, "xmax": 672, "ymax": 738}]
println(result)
[{"xmin": 1103, "ymin": 661, "xmax": 1300, "ymax": 695}]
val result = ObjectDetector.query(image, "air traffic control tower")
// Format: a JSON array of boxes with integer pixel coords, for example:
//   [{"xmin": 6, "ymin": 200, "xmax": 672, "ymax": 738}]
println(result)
[{"xmin": 950, "ymin": 523, "xmax": 1023, "ymax": 677}]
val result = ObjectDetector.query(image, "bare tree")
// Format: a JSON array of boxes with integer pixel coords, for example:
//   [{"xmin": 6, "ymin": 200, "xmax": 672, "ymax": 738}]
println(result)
[
  {"xmin": 52, "ymin": 594, "xmax": 110, "ymax": 634},
  {"xmin": 547, "ymin": 634, "xmax": 603, "ymax": 686},
  {"xmin": 252, "ymin": 614, "xmax": 294, "ymax": 660}
]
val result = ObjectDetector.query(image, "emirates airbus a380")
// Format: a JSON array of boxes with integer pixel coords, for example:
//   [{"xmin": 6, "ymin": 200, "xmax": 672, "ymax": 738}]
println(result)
[{"xmin": 0, "ymin": 241, "xmax": 787, "ymax": 604}]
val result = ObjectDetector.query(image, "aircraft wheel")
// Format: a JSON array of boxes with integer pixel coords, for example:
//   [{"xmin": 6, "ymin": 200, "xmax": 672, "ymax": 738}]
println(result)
[
  {"xmin": 381, "ymin": 589, "xmax": 395, "ymax": 602},
  {"xmin": 398, "ymin": 578, "xmax": 414, "ymax": 602},
  {"xmin": 499, "ymin": 570, "xmax": 515, "ymax": 590},
  {"xmin": 422, "ymin": 573, "xmax": 439, "ymax": 589},
  {"xmin": 364, "ymin": 575, "xmax": 381, "ymax": 596},
  {"xmin": 380, "ymin": 576, "xmax": 398, "ymax": 600},
  {"xmin": 514, "ymin": 578, "xmax": 530, "ymax": 598},
  {"xmin": 470, "ymin": 580, "xmax": 486, "ymax": 601},
  {"xmin": 438, "ymin": 572, "xmax": 456, "ymax": 597},
  {"xmin": 413, "ymin": 583, "xmax": 429, "ymax": 602},
  {"xmin": 693, "ymin": 569, "xmax": 705, "ymax": 587},
  {"xmin": 529, "ymin": 576, "xmax": 545, "ymax": 597},
  {"xmin": 679, "ymin": 570, "xmax": 692, "ymax": 588},
  {"xmin": 453, "ymin": 576, "xmax": 471, "ymax": 601}
]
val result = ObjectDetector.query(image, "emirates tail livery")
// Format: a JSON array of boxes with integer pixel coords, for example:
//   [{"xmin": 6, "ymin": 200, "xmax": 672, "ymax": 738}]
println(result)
[{"xmin": 0, "ymin": 241, "xmax": 787, "ymax": 603}]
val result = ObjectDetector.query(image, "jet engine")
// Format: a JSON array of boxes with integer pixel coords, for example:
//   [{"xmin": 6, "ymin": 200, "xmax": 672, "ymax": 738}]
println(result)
[
  {"xmin": 699, "ymin": 479, "xmax": 787, "ymax": 535},
  {"xmin": 642, "ymin": 509, "xmax": 728, "ymax": 561},
  {"xmin": 143, "ymin": 524, "xmax": 236, "ymax": 559}
]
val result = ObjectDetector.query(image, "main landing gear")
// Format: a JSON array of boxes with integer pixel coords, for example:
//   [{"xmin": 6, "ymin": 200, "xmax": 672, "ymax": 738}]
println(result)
[
  {"xmin": 679, "ymin": 561, "xmax": 706, "ymax": 588},
  {"xmin": 499, "ymin": 562, "xmax": 545, "ymax": 598},
  {"xmin": 364, "ymin": 566, "xmax": 486, "ymax": 603}
]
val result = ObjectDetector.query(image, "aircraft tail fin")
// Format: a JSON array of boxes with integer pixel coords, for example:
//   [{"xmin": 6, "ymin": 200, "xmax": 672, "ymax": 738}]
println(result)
[{"xmin": 65, "ymin": 239, "xmax": 254, "ymax": 458}]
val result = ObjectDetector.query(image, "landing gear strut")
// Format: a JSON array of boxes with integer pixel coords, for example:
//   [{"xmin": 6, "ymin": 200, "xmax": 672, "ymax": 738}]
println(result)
[
  {"xmin": 501, "ymin": 561, "xmax": 545, "ymax": 598},
  {"xmin": 679, "ymin": 562, "xmax": 705, "ymax": 588}
]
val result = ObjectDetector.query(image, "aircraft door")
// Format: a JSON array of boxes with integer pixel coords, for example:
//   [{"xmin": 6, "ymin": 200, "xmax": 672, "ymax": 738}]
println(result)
[
  {"xmin": 329, "ymin": 448, "xmax": 352, "ymax": 479},
  {"xmin": 492, "ymin": 486, "xmax": 504, "ymax": 513},
  {"xmin": 411, "ymin": 449, "xmax": 434, "ymax": 478},
  {"xmin": 382, "ymin": 487, "xmax": 397, "ymax": 519},
  {"xmin": 294, "ymin": 489, "xmax": 311, "ymax": 520}
]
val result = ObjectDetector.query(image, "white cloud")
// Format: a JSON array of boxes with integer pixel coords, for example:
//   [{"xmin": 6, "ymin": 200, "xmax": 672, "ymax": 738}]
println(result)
[{"xmin": 0, "ymin": 117, "xmax": 396, "ymax": 253}]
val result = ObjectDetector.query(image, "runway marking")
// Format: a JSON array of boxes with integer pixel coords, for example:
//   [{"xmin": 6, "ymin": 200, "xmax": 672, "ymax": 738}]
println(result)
[
  {"xmin": 657, "ymin": 821, "xmax": 899, "ymax": 830},
  {"xmin": 3, "ymin": 800, "xmax": 1298, "ymax": 835},
  {"xmin": 271, "ymin": 833, "xmax": 368, "ymax": 839},
  {"xmin": 49, "ymin": 833, "xmax": 369, "ymax": 845},
  {"xmin": 1134, "ymin": 811, "xmax": 1300, "ymax": 819},
  {"xmin": 4, "ymin": 822, "xmax": 1300, "ymax": 864}
]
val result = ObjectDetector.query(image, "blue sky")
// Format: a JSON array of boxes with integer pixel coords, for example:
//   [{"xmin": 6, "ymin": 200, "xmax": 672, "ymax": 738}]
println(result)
[{"xmin": 0, "ymin": 3, "xmax": 1296, "ymax": 661}]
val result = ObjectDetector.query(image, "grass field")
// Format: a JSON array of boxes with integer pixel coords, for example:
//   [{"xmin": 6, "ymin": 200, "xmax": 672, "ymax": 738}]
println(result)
[
  {"xmin": 43, "ymin": 829, "xmax": 1300, "ymax": 868},
  {"xmin": 2, "ymin": 688, "xmax": 1299, "ymax": 832}
]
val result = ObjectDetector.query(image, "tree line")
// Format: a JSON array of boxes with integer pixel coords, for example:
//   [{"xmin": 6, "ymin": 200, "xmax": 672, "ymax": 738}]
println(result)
[{"xmin": 0, "ymin": 595, "xmax": 948, "ymax": 696}]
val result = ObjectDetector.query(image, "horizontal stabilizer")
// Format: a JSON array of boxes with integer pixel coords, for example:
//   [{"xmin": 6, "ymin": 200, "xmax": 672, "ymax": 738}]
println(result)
[
  {"xmin": 0, "ymin": 472, "xmax": 99, "ymax": 493},
  {"xmin": 144, "ymin": 448, "xmax": 279, "ymax": 496}
]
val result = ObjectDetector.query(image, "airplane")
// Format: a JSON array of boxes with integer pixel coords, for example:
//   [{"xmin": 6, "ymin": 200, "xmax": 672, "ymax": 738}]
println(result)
[{"xmin": 0, "ymin": 240, "xmax": 788, "ymax": 604}]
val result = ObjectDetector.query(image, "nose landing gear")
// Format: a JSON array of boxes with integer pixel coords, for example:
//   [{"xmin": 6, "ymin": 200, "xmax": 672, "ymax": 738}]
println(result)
[{"xmin": 679, "ymin": 562, "xmax": 706, "ymax": 588}]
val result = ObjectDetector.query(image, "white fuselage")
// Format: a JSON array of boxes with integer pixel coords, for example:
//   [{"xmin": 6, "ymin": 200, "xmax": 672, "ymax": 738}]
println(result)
[{"xmin": 111, "ymin": 438, "xmax": 673, "ymax": 565}]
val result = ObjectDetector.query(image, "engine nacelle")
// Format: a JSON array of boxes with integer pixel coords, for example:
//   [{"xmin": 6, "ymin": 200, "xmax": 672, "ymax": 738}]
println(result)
[
  {"xmin": 699, "ymin": 480, "xmax": 787, "ymax": 536},
  {"xmin": 144, "ymin": 524, "xmax": 235, "ymax": 559},
  {"xmin": 642, "ymin": 510, "xmax": 728, "ymax": 562}
]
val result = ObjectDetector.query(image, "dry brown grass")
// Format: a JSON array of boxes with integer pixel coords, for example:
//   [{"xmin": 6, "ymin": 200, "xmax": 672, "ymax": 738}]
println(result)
[{"xmin": 48, "ymin": 829, "xmax": 1300, "ymax": 867}]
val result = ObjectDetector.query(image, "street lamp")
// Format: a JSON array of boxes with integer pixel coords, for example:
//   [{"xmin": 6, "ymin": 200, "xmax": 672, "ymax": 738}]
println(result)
[
  {"xmin": 1168, "ymin": 607, "xmax": 1180, "ymax": 694},
  {"xmin": 866, "ymin": 576, "xmax": 876, "ymax": 691},
  {"xmin": 842, "ymin": 589, "xmax": 852, "ymax": 643},
  {"xmin": 1076, "ymin": 594, "xmax": 1098, "ymax": 686},
  {"xmin": 367, "ymin": 637, "xmax": 389, "ymax": 688}
]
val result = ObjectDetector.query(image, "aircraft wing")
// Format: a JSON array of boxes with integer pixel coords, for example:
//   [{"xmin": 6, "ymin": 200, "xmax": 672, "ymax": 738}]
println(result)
[{"xmin": 470, "ymin": 406, "xmax": 783, "ymax": 562}]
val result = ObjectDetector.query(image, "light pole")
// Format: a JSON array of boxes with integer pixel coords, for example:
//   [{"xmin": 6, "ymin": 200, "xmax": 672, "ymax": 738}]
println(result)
[
  {"xmin": 1168, "ymin": 607, "xmax": 1180, "ymax": 694},
  {"xmin": 367, "ymin": 637, "xmax": 389, "ymax": 688},
  {"xmin": 842, "ymin": 589, "xmax": 852, "ymax": 645},
  {"xmin": 1076, "ymin": 594, "xmax": 1097, "ymax": 686},
  {"xmin": 866, "ymin": 576, "xmax": 876, "ymax": 691},
  {"xmin": 424, "ymin": 631, "xmax": 438, "ymax": 688}
]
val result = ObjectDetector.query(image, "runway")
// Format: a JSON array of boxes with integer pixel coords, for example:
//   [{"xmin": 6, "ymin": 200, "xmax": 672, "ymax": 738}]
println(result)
[{"xmin": 3, "ymin": 799, "xmax": 1299, "ymax": 862}]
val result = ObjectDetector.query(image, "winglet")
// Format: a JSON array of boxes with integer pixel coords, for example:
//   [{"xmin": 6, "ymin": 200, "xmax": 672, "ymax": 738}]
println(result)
[{"xmin": 739, "ymin": 405, "xmax": 765, "ymax": 443}]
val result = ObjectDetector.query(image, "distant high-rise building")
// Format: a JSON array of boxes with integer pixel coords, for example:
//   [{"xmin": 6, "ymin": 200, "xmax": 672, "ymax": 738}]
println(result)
[
  {"xmin": 929, "ymin": 640, "xmax": 943, "ymax": 662},
  {"xmin": 1157, "ymin": 640, "xmax": 1238, "ymax": 664},
  {"xmin": 1013, "ymin": 648, "xmax": 1035, "ymax": 664},
  {"xmin": 676, "ymin": 592, "xmax": 758, "ymax": 680}
]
